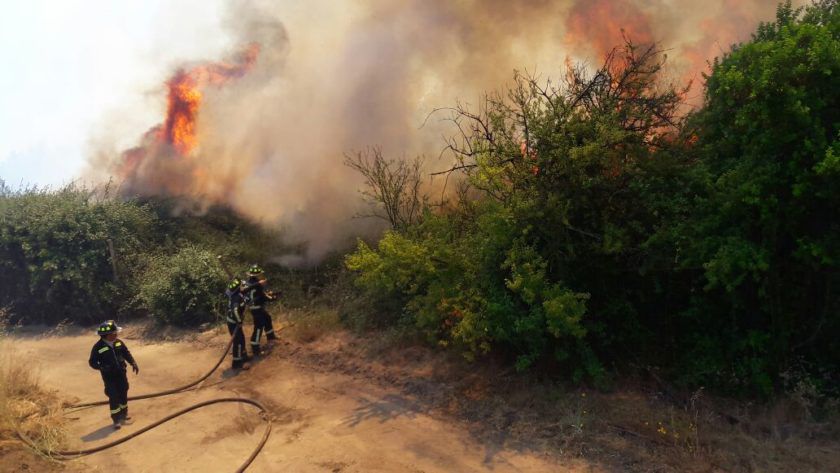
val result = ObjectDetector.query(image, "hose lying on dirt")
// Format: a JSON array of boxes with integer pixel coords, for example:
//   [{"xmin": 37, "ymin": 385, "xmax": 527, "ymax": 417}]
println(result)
[
  {"xmin": 17, "ymin": 325, "xmax": 274, "ymax": 473},
  {"xmin": 18, "ymin": 397, "xmax": 271, "ymax": 473}
]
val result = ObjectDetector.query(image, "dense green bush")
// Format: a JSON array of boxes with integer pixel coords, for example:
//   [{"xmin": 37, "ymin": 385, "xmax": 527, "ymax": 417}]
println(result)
[
  {"xmin": 0, "ymin": 184, "xmax": 155, "ymax": 324},
  {"xmin": 0, "ymin": 186, "xmax": 283, "ymax": 326},
  {"xmin": 677, "ymin": 0, "xmax": 840, "ymax": 395},
  {"xmin": 133, "ymin": 244, "xmax": 227, "ymax": 326}
]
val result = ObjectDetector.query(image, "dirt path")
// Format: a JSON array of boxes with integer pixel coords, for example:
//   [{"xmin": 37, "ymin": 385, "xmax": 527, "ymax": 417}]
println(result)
[{"xmin": 10, "ymin": 327, "xmax": 589, "ymax": 473}]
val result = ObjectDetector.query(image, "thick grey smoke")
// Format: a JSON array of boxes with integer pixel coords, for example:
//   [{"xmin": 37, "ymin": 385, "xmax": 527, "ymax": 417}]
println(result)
[{"xmin": 96, "ymin": 0, "xmax": 791, "ymax": 262}]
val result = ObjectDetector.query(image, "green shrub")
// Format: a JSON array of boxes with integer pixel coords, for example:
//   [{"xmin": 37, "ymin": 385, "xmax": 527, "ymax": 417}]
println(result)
[
  {"xmin": 0, "ymin": 183, "xmax": 155, "ymax": 324},
  {"xmin": 133, "ymin": 244, "xmax": 227, "ymax": 325},
  {"xmin": 347, "ymin": 208, "xmax": 594, "ymax": 374}
]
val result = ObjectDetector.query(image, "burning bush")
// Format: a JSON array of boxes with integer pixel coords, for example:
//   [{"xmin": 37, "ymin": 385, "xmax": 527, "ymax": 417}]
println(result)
[
  {"xmin": 347, "ymin": 39, "xmax": 685, "ymax": 380},
  {"xmin": 345, "ymin": 1, "xmax": 840, "ymax": 396}
]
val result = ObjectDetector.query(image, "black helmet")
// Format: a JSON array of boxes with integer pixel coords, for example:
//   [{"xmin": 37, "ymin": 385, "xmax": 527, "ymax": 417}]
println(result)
[
  {"xmin": 97, "ymin": 320, "xmax": 121, "ymax": 335},
  {"xmin": 247, "ymin": 264, "xmax": 264, "ymax": 277},
  {"xmin": 227, "ymin": 277, "xmax": 242, "ymax": 290}
]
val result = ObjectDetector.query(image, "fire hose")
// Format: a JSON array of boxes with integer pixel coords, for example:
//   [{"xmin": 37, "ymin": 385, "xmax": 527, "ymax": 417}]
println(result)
[{"xmin": 17, "ymin": 325, "xmax": 272, "ymax": 473}]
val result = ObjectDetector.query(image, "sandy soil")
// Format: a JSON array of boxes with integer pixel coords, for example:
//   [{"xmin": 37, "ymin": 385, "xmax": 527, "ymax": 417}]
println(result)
[{"xmin": 7, "ymin": 327, "xmax": 590, "ymax": 473}]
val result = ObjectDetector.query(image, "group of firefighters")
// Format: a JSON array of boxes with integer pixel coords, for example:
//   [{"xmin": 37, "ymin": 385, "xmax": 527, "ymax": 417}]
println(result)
[
  {"xmin": 87, "ymin": 263, "xmax": 277, "ymax": 429},
  {"xmin": 224, "ymin": 264, "xmax": 278, "ymax": 370}
]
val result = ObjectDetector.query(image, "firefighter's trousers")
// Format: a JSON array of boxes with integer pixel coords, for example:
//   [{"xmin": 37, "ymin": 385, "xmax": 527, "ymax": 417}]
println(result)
[
  {"xmin": 227, "ymin": 322, "xmax": 248, "ymax": 368},
  {"xmin": 249, "ymin": 308, "xmax": 277, "ymax": 355},
  {"xmin": 102, "ymin": 370, "xmax": 129, "ymax": 423}
]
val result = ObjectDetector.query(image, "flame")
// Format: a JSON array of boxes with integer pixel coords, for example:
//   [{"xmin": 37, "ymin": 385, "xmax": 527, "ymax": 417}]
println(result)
[
  {"xmin": 163, "ymin": 71, "xmax": 202, "ymax": 156},
  {"xmin": 117, "ymin": 43, "xmax": 260, "ymax": 197},
  {"xmin": 565, "ymin": 0, "xmax": 655, "ymax": 59},
  {"xmin": 563, "ymin": 0, "xmax": 774, "ymax": 107},
  {"xmin": 161, "ymin": 43, "xmax": 260, "ymax": 157}
]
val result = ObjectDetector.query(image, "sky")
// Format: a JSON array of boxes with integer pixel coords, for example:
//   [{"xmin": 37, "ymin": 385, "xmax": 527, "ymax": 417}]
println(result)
[{"xmin": 0, "ymin": 0, "xmax": 230, "ymax": 188}]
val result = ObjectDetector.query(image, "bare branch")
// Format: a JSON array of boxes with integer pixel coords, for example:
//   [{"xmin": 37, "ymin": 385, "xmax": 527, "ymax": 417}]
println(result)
[
  {"xmin": 430, "ymin": 163, "xmax": 477, "ymax": 176},
  {"xmin": 344, "ymin": 148, "xmax": 428, "ymax": 230}
]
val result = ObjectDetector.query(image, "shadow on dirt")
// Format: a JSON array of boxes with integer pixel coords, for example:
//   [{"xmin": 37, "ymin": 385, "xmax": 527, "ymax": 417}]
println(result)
[
  {"xmin": 81, "ymin": 424, "xmax": 117, "ymax": 442},
  {"xmin": 342, "ymin": 394, "xmax": 424, "ymax": 427}
]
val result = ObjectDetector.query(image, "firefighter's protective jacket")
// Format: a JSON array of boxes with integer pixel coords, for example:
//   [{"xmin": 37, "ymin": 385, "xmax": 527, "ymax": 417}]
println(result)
[
  {"xmin": 225, "ymin": 288, "xmax": 246, "ymax": 324},
  {"xmin": 89, "ymin": 338, "xmax": 136, "ymax": 375},
  {"xmin": 245, "ymin": 278, "xmax": 275, "ymax": 309}
]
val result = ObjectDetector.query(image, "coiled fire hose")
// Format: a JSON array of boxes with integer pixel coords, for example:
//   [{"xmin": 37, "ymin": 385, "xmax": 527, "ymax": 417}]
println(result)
[{"xmin": 17, "ymin": 325, "xmax": 272, "ymax": 473}]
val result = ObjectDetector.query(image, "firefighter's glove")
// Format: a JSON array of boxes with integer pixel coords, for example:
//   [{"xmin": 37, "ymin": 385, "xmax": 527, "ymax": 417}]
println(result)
[{"xmin": 131, "ymin": 363, "xmax": 139, "ymax": 375}]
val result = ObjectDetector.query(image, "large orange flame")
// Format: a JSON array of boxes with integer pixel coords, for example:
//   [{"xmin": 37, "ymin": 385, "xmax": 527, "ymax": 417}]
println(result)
[
  {"xmin": 161, "ymin": 43, "xmax": 260, "ymax": 157},
  {"xmin": 163, "ymin": 70, "xmax": 202, "ymax": 156},
  {"xmin": 117, "ymin": 43, "xmax": 260, "ymax": 198}
]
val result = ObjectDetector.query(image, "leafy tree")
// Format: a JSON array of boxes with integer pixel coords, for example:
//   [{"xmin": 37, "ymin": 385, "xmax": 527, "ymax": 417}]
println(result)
[{"xmin": 681, "ymin": 0, "xmax": 840, "ymax": 395}]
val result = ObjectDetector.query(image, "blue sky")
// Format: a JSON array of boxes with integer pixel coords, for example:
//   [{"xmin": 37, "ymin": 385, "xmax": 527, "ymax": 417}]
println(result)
[{"xmin": 0, "ymin": 0, "xmax": 230, "ymax": 188}]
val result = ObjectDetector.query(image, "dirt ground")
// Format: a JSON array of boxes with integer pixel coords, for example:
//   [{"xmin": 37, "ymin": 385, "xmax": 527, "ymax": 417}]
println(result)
[
  {"xmin": 5, "ymin": 321, "xmax": 838, "ymax": 473},
  {"xmin": 4, "ymin": 325, "xmax": 588, "ymax": 473}
]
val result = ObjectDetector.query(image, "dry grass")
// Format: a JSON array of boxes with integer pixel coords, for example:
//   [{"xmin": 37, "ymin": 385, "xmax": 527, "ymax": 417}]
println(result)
[
  {"xmin": 700, "ymin": 398, "xmax": 840, "ymax": 472},
  {"xmin": 283, "ymin": 324, "xmax": 840, "ymax": 472},
  {"xmin": 522, "ymin": 382, "xmax": 840, "ymax": 472},
  {"xmin": 283, "ymin": 307, "xmax": 342, "ymax": 344},
  {"xmin": 0, "ymin": 334, "xmax": 67, "ymax": 469}
]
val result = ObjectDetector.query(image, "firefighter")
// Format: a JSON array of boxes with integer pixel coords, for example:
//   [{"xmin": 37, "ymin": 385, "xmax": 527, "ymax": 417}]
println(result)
[
  {"xmin": 225, "ymin": 277, "xmax": 250, "ymax": 370},
  {"xmin": 244, "ymin": 264, "xmax": 277, "ymax": 356},
  {"xmin": 88, "ymin": 320, "xmax": 138, "ymax": 430}
]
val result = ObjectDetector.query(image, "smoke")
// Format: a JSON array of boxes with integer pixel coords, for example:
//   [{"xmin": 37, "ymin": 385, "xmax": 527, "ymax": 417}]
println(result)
[{"xmin": 94, "ymin": 0, "xmax": 790, "ymax": 263}]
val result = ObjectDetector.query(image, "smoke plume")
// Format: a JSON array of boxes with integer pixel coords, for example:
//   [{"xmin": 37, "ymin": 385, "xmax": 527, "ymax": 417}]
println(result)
[{"xmin": 95, "ymin": 0, "xmax": 791, "ymax": 262}]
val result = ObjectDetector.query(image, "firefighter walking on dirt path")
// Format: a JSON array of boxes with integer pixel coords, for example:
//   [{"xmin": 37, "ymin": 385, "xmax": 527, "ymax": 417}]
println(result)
[
  {"xmin": 225, "ymin": 277, "xmax": 251, "ymax": 370},
  {"xmin": 88, "ymin": 320, "xmax": 139, "ymax": 430},
  {"xmin": 245, "ymin": 264, "xmax": 278, "ymax": 356}
]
